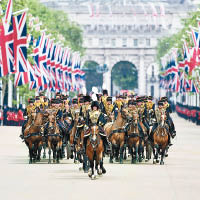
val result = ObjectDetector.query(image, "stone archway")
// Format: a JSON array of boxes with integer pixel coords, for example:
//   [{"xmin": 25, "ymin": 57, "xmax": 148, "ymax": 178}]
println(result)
[
  {"xmin": 82, "ymin": 60, "xmax": 103, "ymax": 93},
  {"xmin": 111, "ymin": 61, "xmax": 138, "ymax": 96}
]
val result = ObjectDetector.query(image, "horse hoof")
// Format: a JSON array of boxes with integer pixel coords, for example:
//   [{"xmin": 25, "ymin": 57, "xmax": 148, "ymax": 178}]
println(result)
[
  {"xmin": 53, "ymin": 160, "xmax": 56, "ymax": 163},
  {"xmin": 165, "ymin": 154, "xmax": 168, "ymax": 157},
  {"xmin": 139, "ymin": 158, "xmax": 142, "ymax": 163},
  {"xmin": 91, "ymin": 175, "xmax": 96, "ymax": 180},
  {"xmin": 115, "ymin": 158, "xmax": 119, "ymax": 162},
  {"xmin": 123, "ymin": 156, "xmax": 127, "ymax": 160},
  {"xmin": 160, "ymin": 161, "xmax": 164, "ymax": 165},
  {"xmin": 43, "ymin": 155, "xmax": 46, "ymax": 159},
  {"xmin": 102, "ymin": 168, "xmax": 106, "ymax": 174},
  {"xmin": 98, "ymin": 169, "xmax": 103, "ymax": 176},
  {"xmin": 156, "ymin": 160, "xmax": 159, "ymax": 163},
  {"xmin": 145, "ymin": 159, "xmax": 149, "ymax": 162},
  {"xmin": 153, "ymin": 160, "xmax": 156, "ymax": 164},
  {"xmin": 56, "ymin": 160, "xmax": 60, "ymax": 164}
]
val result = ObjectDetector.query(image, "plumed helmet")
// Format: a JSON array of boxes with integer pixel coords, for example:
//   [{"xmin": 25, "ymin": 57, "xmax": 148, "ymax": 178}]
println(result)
[
  {"xmin": 103, "ymin": 89, "xmax": 108, "ymax": 96},
  {"xmin": 84, "ymin": 95, "xmax": 91, "ymax": 103},
  {"xmin": 158, "ymin": 100, "xmax": 164, "ymax": 106},
  {"xmin": 107, "ymin": 96, "xmax": 112, "ymax": 102},
  {"xmin": 79, "ymin": 97, "xmax": 84, "ymax": 104},
  {"xmin": 91, "ymin": 101, "xmax": 99, "ymax": 109},
  {"xmin": 148, "ymin": 96, "xmax": 153, "ymax": 100},
  {"xmin": 72, "ymin": 98, "xmax": 78, "ymax": 104},
  {"xmin": 161, "ymin": 96, "xmax": 168, "ymax": 101}
]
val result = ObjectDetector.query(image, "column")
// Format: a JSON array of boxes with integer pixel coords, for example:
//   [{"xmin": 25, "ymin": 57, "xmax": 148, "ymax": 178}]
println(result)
[
  {"xmin": 8, "ymin": 77, "xmax": 13, "ymax": 108},
  {"xmin": 102, "ymin": 55, "xmax": 112, "ymax": 95},
  {"xmin": 103, "ymin": 69, "xmax": 111, "ymax": 95},
  {"xmin": 138, "ymin": 53, "xmax": 146, "ymax": 95}
]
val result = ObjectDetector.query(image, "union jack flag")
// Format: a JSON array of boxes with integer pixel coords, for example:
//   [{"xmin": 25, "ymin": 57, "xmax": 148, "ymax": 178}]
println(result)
[
  {"xmin": 13, "ymin": 12, "xmax": 27, "ymax": 72},
  {"xmin": 0, "ymin": 0, "xmax": 15, "ymax": 77}
]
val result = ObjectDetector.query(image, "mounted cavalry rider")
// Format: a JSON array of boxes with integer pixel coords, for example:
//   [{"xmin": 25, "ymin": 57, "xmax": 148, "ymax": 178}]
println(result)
[
  {"xmin": 137, "ymin": 97, "xmax": 150, "ymax": 135},
  {"xmin": 100, "ymin": 89, "xmax": 108, "ymax": 111},
  {"xmin": 102, "ymin": 96, "xmax": 115, "ymax": 122},
  {"xmin": 82, "ymin": 95, "xmax": 91, "ymax": 120},
  {"xmin": 161, "ymin": 96, "xmax": 176, "ymax": 139},
  {"xmin": 125, "ymin": 100, "xmax": 144, "ymax": 140},
  {"xmin": 146, "ymin": 96, "xmax": 156, "ymax": 126},
  {"xmin": 149, "ymin": 100, "xmax": 174, "ymax": 146},
  {"xmin": 20, "ymin": 98, "xmax": 35, "ymax": 139},
  {"xmin": 113, "ymin": 95, "xmax": 124, "ymax": 119},
  {"xmin": 84, "ymin": 101, "xmax": 111, "ymax": 154}
]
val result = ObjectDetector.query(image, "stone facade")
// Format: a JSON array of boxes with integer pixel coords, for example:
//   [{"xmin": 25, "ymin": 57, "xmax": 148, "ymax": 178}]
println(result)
[{"xmin": 41, "ymin": 0, "xmax": 197, "ymax": 97}]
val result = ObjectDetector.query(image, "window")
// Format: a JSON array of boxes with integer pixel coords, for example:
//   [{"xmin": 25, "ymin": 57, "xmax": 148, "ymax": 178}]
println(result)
[
  {"xmin": 88, "ymin": 38, "xmax": 93, "ymax": 46},
  {"xmin": 146, "ymin": 38, "xmax": 151, "ymax": 46},
  {"xmin": 133, "ymin": 39, "xmax": 138, "ymax": 47},
  {"xmin": 99, "ymin": 38, "xmax": 103, "ymax": 46},
  {"xmin": 111, "ymin": 39, "xmax": 116, "ymax": 47},
  {"xmin": 122, "ymin": 38, "xmax": 127, "ymax": 47}
]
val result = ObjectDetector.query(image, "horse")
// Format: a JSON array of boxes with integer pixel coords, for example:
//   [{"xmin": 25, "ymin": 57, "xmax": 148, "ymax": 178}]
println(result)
[
  {"xmin": 127, "ymin": 111, "xmax": 144, "ymax": 163},
  {"xmin": 152, "ymin": 109, "xmax": 169, "ymax": 165},
  {"xmin": 104, "ymin": 107, "xmax": 130, "ymax": 164},
  {"xmin": 46, "ymin": 110, "xmax": 63, "ymax": 164},
  {"xmin": 24, "ymin": 110, "xmax": 46, "ymax": 163},
  {"xmin": 69, "ymin": 112, "xmax": 87, "ymax": 167},
  {"xmin": 86, "ymin": 125, "xmax": 105, "ymax": 180}
]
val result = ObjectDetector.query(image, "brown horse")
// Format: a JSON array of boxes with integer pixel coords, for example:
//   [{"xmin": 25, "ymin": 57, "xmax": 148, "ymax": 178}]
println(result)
[
  {"xmin": 152, "ymin": 109, "xmax": 169, "ymax": 165},
  {"xmin": 104, "ymin": 107, "xmax": 130, "ymax": 164},
  {"xmin": 24, "ymin": 110, "xmax": 46, "ymax": 163},
  {"xmin": 46, "ymin": 110, "xmax": 63, "ymax": 164},
  {"xmin": 86, "ymin": 125, "xmax": 105, "ymax": 180},
  {"xmin": 127, "ymin": 111, "xmax": 144, "ymax": 163}
]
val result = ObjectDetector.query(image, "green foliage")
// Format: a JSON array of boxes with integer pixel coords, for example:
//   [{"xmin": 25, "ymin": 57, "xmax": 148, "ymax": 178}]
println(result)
[
  {"xmin": 157, "ymin": 7, "xmax": 200, "ymax": 68},
  {"xmin": 0, "ymin": 0, "xmax": 84, "ymax": 105},
  {"xmin": 112, "ymin": 61, "xmax": 138, "ymax": 90},
  {"xmin": 83, "ymin": 61, "xmax": 103, "ymax": 93}
]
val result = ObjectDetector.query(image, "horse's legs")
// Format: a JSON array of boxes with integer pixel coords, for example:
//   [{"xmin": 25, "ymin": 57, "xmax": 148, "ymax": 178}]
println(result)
[
  {"xmin": 130, "ymin": 146, "xmax": 134, "ymax": 164},
  {"xmin": 37, "ymin": 141, "xmax": 43, "ymax": 161},
  {"xmin": 43, "ymin": 141, "xmax": 47, "ymax": 159},
  {"xmin": 109, "ymin": 145, "xmax": 114, "ymax": 163},
  {"xmin": 88, "ymin": 160, "xmax": 94, "ymax": 179},
  {"xmin": 83, "ymin": 153, "xmax": 89, "ymax": 173},
  {"xmin": 119, "ymin": 144, "xmax": 124, "ymax": 164},
  {"xmin": 29, "ymin": 142, "xmax": 34, "ymax": 164},
  {"xmin": 152, "ymin": 145, "xmax": 157, "ymax": 164},
  {"xmin": 160, "ymin": 147, "xmax": 166, "ymax": 165},
  {"xmin": 53, "ymin": 144, "xmax": 57, "ymax": 163},
  {"xmin": 138, "ymin": 140, "xmax": 144, "ymax": 163},
  {"xmin": 48, "ymin": 141, "xmax": 51, "ymax": 164},
  {"xmin": 135, "ymin": 143, "xmax": 139, "ymax": 163}
]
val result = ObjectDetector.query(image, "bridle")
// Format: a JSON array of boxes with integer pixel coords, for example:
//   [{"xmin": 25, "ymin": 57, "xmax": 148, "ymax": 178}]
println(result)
[{"xmin": 89, "ymin": 126, "xmax": 100, "ymax": 150}]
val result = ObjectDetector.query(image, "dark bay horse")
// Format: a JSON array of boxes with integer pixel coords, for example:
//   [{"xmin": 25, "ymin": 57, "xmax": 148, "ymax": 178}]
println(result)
[
  {"xmin": 24, "ymin": 110, "xmax": 46, "ymax": 163},
  {"xmin": 46, "ymin": 110, "xmax": 63, "ymax": 164},
  {"xmin": 127, "ymin": 111, "xmax": 144, "ymax": 163},
  {"xmin": 152, "ymin": 109, "xmax": 169, "ymax": 165},
  {"xmin": 104, "ymin": 107, "xmax": 130, "ymax": 164},
  {"xmin": 86, "ymin": 125, "xmax": 105, "ymax": 180}
]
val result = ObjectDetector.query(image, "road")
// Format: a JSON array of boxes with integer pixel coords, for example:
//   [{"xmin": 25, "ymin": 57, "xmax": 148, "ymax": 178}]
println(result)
[{"xmin": 0, "ymin": 114, "xmax": 200, "ymax": 200}]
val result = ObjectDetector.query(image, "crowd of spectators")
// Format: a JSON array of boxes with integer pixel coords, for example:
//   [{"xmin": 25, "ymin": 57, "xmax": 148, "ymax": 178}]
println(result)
[{"xmin": 0, "ymin": 105, "xmax": 24, "ymax": 126}]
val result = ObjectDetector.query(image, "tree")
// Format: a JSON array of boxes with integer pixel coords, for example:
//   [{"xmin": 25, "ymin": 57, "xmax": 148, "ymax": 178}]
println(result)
[
  {"xmin": 112, "ymin": 61, "xmax": 138, "ymax": 90},
  {"xmin": 82, "ymin": 61, "xmax": 103, "ymax": 93},
  {"xmin": 0, "ymin": 0, "xmax": 84, "ymax": 106}
]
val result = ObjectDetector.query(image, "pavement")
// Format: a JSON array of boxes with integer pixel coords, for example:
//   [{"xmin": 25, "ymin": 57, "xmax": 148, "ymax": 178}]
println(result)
[{"xmin": 0, "ymin": 114, "xmax": 200, "ymax": 200}]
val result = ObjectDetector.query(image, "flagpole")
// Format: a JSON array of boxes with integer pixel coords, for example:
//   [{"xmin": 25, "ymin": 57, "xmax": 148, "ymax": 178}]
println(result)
[{"xmin": 13, "ymin": 8, "xmax": 29, "ymax": 15}]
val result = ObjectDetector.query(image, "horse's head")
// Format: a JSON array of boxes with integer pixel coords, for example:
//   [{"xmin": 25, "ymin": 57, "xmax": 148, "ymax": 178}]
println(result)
[
  {"xmin": 30, "ymin": 109, "xmax": 37, "ymax": 121},
  {"xmin": 89, "ymin": 125, "xmax": 99, "ymax": 148},
  {"xmin": 121, "ymin": 106, "xmax": 132, "ymax": 121},
  {"xmin": 132, "ymin": 112, "xmax": 139, "ymax": 126},
  {"xmin": 77, "ymin": 115, "xmax": 85, "ymax": 127},
  {"xmin": 160, "ymin": 109, "xmax": 167, "ymax": 127}
]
